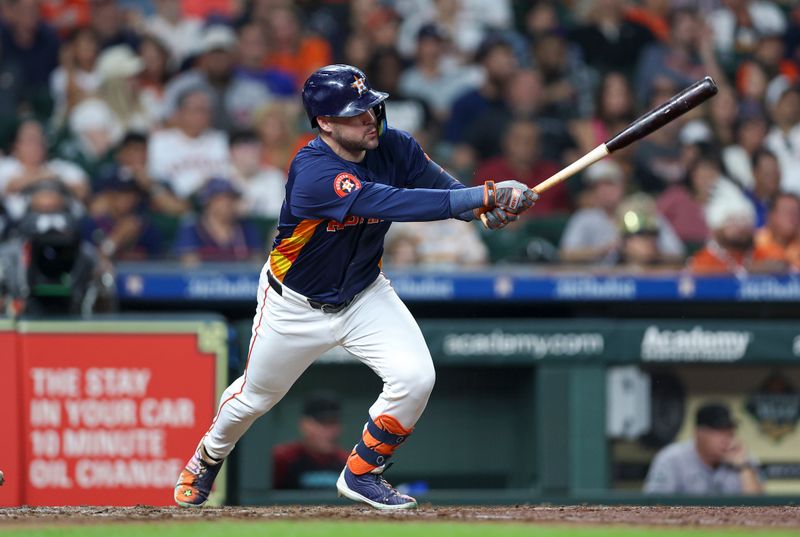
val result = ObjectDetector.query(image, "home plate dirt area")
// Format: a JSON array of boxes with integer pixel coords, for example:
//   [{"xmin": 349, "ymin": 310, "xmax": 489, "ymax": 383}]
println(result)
[{"xmin": 0, "ymin": 505, "xmax": 799, "ymax": 528}]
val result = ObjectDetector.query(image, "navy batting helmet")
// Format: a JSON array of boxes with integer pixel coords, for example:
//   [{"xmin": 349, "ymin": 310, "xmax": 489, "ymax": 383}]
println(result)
[{"xmin": 302, "ymin": 64, "xmax": 389, "ymax": 135}]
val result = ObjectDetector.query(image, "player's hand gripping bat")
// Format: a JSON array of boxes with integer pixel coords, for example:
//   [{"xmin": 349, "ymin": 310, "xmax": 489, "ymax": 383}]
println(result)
[{"xmin": 481, "ymin": 76, "xmax": 719, "ymax": 227}]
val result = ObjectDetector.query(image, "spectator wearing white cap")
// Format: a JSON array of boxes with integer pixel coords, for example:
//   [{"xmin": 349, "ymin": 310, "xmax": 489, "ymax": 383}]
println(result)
[
  {"xmin": 95, "ymin": 44, "xmax": 150, "ymax": 132},
  {"xmin": 688, "ymin": 179, "xmax": 783, "ymax": 275},
  {"xmin": 763, "ymin": 76, "xmax": 800, "ymax": 195},
  {"xmin": 55, "ymin": 97, "xmax": 122, "ymax": 179},
  {"xmin": 161, "ymin": 24, "xmax": 271, "ymax": 132},
  {"xmin": 560, "ymin": 159, "xmax": 684, "ymax": 265}
]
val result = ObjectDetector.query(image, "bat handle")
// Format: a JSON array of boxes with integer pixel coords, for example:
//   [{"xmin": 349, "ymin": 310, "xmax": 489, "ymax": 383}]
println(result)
[{"xmin": 533, "ymin": 144, "xmax": 610, "ymax": 194}]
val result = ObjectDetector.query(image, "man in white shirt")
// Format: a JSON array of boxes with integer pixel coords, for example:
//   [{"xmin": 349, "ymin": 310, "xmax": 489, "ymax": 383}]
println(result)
[
  {"xmin": 147, "ymin": 87, "xmax": 230, "ymax": 200},
  {"xmin": 559, "ymin": 160, "xmax": 684, "ymax": 265},
  {"xmin": 228, "ymin": 130, "xmax": 286, "ymax": 219},
  {"xmin": 763, "ymin": 76, "xmax": 800, "ymax": 194},
  {"xmin": 145, "ymin": 0, "xmax": 203, "ymax": 65}
]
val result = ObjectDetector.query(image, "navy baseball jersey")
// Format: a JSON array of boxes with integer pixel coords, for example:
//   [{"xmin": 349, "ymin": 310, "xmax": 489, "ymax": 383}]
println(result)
[{"xmin": 269, "ymin": 127, "xmax": 462, "ymax": 304}]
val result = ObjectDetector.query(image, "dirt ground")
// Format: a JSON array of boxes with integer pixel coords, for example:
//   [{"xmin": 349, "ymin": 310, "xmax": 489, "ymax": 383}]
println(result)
[{"xmin": 1, "ymin": 505, "xmax": 799, "ymax": 528}]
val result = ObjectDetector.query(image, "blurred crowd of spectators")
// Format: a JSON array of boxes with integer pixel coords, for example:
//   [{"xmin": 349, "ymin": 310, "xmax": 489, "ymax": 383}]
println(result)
[{"xmin": 0, "ymin": 0, "xmax": 799, "ymax": 277}]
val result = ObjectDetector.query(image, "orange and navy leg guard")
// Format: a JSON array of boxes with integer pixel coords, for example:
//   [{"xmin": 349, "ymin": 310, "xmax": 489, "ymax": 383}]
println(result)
[{"xmin": 347, "ymin": 415, "xmax": 412, "ymax": 475}]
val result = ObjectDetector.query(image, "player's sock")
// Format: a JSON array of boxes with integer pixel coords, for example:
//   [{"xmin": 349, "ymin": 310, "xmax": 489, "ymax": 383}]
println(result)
[
  {"xmin": 347, "ymin": 414, "xmax": 412, "ymax": 475},
  {"xmin": 200, "ymin": 443, "xmax": 223, "ymax": 465}
]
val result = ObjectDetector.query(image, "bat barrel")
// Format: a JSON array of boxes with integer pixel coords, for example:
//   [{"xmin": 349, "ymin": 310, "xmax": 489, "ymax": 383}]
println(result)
[{"xmin": 605, "ymin": 76, "xmax": 718, "ymax": 153}]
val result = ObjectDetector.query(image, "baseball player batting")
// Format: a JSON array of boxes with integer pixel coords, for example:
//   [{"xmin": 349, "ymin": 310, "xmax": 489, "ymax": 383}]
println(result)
[{"xmin": 174, "ymin": 64, "xmax": 536, "ymax": 510}]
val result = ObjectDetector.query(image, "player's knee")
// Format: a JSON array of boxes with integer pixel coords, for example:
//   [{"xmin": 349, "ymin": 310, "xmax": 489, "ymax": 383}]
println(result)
[
  {"xmin": 392, "ymin": 362, "xmax": 435, "ymax": 402},
  {"xmin": 415, "ymin": 364, "xmax": 436, "ymax": 398}
]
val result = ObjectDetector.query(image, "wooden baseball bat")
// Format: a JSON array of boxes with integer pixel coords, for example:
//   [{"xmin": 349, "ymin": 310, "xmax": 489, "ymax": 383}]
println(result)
[{"xmin": 481, "ymin": 76, "xmax": 718, "ymax": 227}]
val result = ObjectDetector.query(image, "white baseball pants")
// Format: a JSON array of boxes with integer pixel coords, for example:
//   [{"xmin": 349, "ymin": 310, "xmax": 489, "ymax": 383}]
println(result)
[{"xmin": 202, "ymin": 267, "xmax": 435, "ymax": 461}]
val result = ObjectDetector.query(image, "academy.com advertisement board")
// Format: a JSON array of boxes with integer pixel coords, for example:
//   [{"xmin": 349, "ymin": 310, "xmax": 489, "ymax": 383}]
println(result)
[
  {"xmin": 5, "ymin": 318, "xmax": 227, "ymax": 506},
  {"xmin": 419, "ymin": 319, "xmax": 800, "ymax": 365}
]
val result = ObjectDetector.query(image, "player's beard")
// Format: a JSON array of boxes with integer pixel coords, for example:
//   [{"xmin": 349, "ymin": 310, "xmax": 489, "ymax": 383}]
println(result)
[{"xmin": 330, "ymin": 126, "xmax": 379, "ymax": 154}]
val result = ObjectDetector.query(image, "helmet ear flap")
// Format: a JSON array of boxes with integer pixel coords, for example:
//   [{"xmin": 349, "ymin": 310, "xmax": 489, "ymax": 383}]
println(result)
[{"xmin": 374, "ymin": 101, "xmax": 387, "ymax": 136}]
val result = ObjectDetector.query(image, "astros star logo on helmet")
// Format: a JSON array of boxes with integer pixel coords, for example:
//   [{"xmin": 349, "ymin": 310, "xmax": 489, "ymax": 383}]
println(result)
[
  {"xmin": 351, "ymin": 75, "xmax": 368, "ymax": 96},
  {"xmin": 334, "ymin": 172, "xmax": 363, "ymax": 197}
]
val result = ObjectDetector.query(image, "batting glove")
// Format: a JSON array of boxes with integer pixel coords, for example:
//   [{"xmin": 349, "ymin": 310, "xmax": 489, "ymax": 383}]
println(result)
[
  {"xmin": 478, "ymin": 180, "xmax": 538, "ymax": 229},
  {"xmin": 491, "ymin": 180, "xmax": 538, "ymax": 214},
  {"xmin": 480, "ymin": 207, "xmax": 520, "ymax": 230}
]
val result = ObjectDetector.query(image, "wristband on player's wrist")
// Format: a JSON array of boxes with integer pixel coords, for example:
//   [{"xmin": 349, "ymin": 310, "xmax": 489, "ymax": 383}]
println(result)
[{"xmin": 448, "ymin": 184, "xmax": 489, "ymax": 217}]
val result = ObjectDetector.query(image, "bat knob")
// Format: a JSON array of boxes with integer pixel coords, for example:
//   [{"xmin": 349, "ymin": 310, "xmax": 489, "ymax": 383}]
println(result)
[{"xmin": 703, "ymin": 76, "xmax": 719, "ymax": 95}]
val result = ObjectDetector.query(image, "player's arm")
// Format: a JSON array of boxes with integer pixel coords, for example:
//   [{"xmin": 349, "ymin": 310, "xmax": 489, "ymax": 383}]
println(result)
[
  {"xmin": 351, "ymin": 181, "xmax": 492, "ymax": 222},
  {"xmin": 411, "ymin": 161, "xmax": 537, "ymax": 227},
  {"xmin": 292, "ymin": 179, "xmax": 485, "ymax": 222},
  {"xmin": 291, "ymin": 176, "xmax": 531, "ymax": 226},
  {"xmin": 401, "ymin": 132, "xmax": 537, "ymax": 226},
  {"xmin": 412, "ymin": 159, "xmax": 466, "ymax": 191}
]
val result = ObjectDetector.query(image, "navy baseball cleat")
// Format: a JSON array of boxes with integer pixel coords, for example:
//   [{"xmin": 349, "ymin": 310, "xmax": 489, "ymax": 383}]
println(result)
[
  {"xmin": 336, "ymin": 465, "xmax": 417, "ymax": 510},
  {"xmin": 174, "ymin": 444, "xmax": 223, "ymax": 507}
]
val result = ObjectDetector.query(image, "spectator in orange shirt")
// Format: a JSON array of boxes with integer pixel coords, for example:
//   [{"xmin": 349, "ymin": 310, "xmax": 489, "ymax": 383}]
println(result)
[
  {"xmin": 689, "ymin": 183, "xmax": 783, "ymax": 275},
  {"xmin": 181, "ymin": 0, "xmax": 233, "ymax": 20},
  {"xmin": 40, "ymin": 0, "xmax": 91, "ymax": 37},
  {"xmin": 262, "ymin": 5, "xmax": 332, "ymax": 89},
  {"xmin": 625, "ymin": 0, "xmax": 670, "ymax": 43},
  {"xmin": 754, "ymin": 192, "xmax": 800, "ymax": 270}
]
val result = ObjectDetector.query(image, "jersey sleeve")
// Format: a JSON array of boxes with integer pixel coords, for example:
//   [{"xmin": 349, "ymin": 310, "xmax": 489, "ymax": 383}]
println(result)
[
  {"xmin": 389, "ymin": 128, "xmax": 464, "ymax": 190},
  {"xmin": 289, "ymin": 154, "xmax": 459, "ymax": 222},
  {"xmin": 348, "ymin": 182, "xmax": 452, "ymax": 221},
  {"xmin": 289, "ymin": 157, "xmax": 366, "ymax": 222}
]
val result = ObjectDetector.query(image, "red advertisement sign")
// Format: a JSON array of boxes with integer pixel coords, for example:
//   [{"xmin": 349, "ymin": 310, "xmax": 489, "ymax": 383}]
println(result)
[
  {"xmin": 19, "ymin": 327, "xmax": 224, "ymax": 506},
  {"xmin": 0, "ymin": 325, "xmax": 20, "ymax": 507}
]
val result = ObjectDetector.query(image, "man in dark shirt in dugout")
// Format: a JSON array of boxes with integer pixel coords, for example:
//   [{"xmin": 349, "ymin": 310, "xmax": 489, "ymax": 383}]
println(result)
[{"xmin": 272, "ymin": 392, "xmax": 349, "ymax": 490}]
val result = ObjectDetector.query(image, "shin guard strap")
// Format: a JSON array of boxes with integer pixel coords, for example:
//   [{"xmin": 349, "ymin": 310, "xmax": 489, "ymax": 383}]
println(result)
[
  {"xmin": 367, "ymin": 419, "xmax": 408, "ymax": 446},
  {"xmin": 355, "ymin": 440, "xmax": 389, "ymax": 467}
]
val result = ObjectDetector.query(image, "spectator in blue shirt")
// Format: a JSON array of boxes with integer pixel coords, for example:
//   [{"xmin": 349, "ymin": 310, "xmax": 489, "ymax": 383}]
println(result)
[
  {"xmin": 0, "ymin": 0, "xmax": 60, "ymax": 105},
  {"xmin": 443, "ymin": 35, "xmax": 517, "ymax": 144},
  {"xmin": 235, "ymin": 23, "xmax": 296, "ymax": 97},
  {"xmin": 82, "ymin": 172, "xmax": 162, "ymax": 261},
  {"xmin": 173, "ymin": 177, "xmax": 263, "ymax": 264}
]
